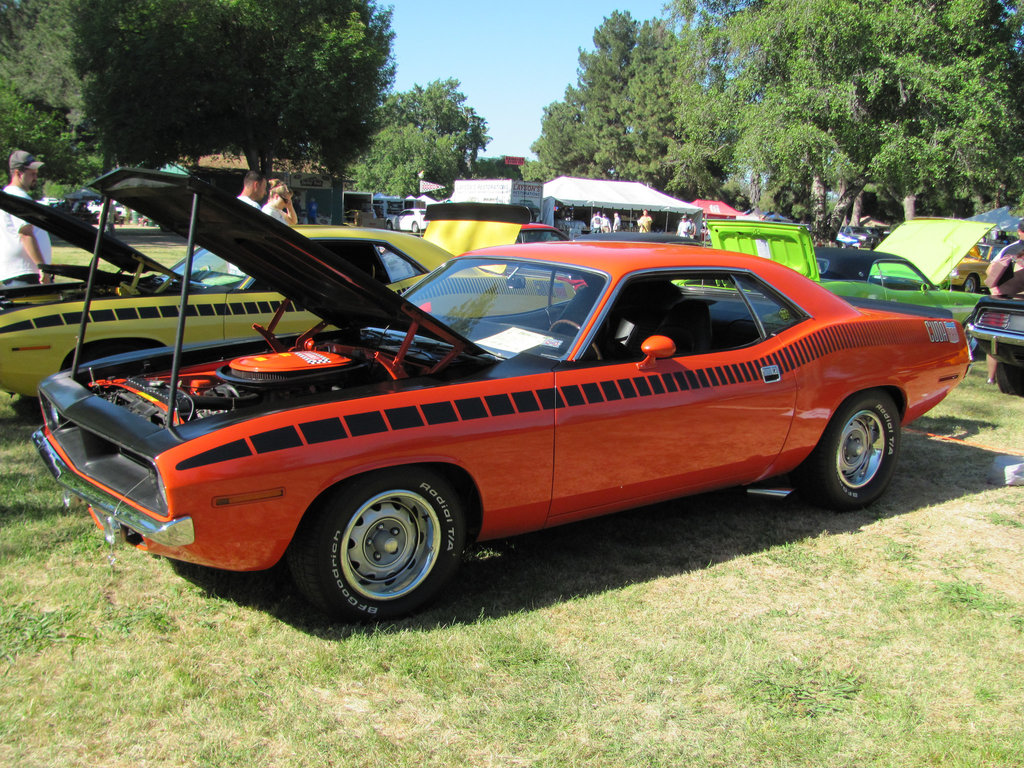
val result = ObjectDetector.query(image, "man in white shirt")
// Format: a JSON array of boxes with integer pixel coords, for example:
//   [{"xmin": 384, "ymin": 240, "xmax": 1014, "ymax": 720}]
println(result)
[
  {"xmin": 2, "ymin": 150, "xmax": 52, "ymax": 285},
  {"xmin": 237, "ymin": 171, "xmax": 266, "ymax": 208}
]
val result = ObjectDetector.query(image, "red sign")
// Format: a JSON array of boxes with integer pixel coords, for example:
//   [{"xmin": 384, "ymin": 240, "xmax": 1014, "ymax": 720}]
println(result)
[{"xmin": 504, "ymin": 156, "xmax": 525, "ymax": 166}]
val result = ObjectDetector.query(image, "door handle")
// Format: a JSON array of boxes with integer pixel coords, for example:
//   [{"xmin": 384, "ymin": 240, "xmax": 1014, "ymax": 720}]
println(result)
[{"xmin": 761, "ymin": 364, "xmax": 781, "ymax": 383}]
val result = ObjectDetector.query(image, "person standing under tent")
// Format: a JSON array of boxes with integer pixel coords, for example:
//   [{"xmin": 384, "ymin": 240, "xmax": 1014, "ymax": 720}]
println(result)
[{"xmin": 638, "ymin": 209, "xmax": 653, "ymax": 233}]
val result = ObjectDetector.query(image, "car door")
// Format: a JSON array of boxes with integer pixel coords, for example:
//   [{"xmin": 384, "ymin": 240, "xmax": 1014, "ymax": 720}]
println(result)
[
  {"xmin": 868, "ymin": 259, "xmax": 965, "ymax": 316},
  {"xmin": 549, "ymin": 270, "xmax": 802, "ymax": 521}
]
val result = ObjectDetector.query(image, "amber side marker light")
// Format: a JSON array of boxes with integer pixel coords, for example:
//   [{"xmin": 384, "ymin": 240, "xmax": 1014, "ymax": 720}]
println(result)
[
  {"xmin": 213, "ymin": 488, "xmax": 285, "ymax": 507},
  {"xmin": 12, "ymin": 345, "xmax": 52, "ymax": 351}
]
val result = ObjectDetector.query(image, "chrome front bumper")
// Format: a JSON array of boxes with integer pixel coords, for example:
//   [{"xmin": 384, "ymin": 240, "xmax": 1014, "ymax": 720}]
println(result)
[{"xmin": 33, "ymin": 429, "xmax": 194, "ymax": 547}]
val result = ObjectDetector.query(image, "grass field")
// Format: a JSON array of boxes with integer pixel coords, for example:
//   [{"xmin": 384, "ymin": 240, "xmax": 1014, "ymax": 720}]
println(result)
[{"xmin": 1, "ymin": 253, "xmax": 1023, "ymax": 765}]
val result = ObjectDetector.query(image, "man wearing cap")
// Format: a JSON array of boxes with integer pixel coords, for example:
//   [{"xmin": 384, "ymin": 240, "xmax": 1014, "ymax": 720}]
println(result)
[{"xmin": 2, "ymin": 150, "xmax": 52, "ymax": 285}]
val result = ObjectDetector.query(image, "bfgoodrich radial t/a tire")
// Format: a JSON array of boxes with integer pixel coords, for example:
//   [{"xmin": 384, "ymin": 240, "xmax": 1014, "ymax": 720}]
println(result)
[
  {"xmin": 792, "ymin": 390, "xmax": 901, "ymax": 511},
  {"xmin": 288, "ymin": 468, "xmax": 465, "ymax": 621}
]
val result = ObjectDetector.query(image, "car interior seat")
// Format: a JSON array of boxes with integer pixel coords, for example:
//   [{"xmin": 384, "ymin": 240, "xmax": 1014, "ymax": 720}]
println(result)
[
  {"xmin": 654, "ymin": 299, "xmax": 712, "ymax": 355},
  {"xmin": 606, "ymin": 280, "xmax": 682, "ymax": 357}
]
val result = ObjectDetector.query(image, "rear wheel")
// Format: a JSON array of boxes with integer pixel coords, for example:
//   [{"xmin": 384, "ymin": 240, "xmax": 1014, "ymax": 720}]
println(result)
[
  {"xmin": 962, "ymin": 273, "xmax": 980, "ymax": 293},
  {"xmin": 792, "ymin": 391, "xmax": 901, "ymax": 510},
  {"xmin": 287, "ymin": 468, "xmax": 465, "ymax": 620},
  {"xmin": 995, "ymin": 362, "xmax": 1024, "ymax": 397},
  {"xmin": 411, "ymin": 221, "xmax": 421, "ymax": 234}
]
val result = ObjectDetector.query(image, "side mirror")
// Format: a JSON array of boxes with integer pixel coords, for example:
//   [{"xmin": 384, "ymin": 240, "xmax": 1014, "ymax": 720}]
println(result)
[{"xmin": 637, "ymin": 335, "xmax": 676, "ymax": 370}]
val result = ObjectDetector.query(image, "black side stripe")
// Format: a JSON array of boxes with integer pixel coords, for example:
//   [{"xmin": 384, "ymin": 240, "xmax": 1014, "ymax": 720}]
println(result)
[
  {"xmin": 0, "ymin": 299, "xmax": 288, "ymax": 335},
  {"xmin": 174, "ymin": 319, "xmax": 930, "ymax": 470}
]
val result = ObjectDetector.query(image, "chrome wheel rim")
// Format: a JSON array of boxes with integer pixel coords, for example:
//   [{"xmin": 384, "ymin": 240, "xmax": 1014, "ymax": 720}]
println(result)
[
  {"xmin": 836, "ymin": 409, "xmax": 885, "ymax": 489},
  {"xmin": 340, "ymin": 490, "xmax": 441, "ymax": 601}
]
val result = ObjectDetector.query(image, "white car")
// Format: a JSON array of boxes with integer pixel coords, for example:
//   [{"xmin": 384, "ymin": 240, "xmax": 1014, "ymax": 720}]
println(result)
[{"xmin": 388, "ymin": 208, "xmax": 428, "ymax": 233}]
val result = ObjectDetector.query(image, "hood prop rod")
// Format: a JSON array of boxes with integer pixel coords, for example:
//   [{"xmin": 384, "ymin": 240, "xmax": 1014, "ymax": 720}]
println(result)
[
  {"xmin": 165, "ymin": 191, "xmax": 201, "ymax": 429},
  {"xmin": 70, "ymin": 195, "xmax": 114, "ymax": 378}
]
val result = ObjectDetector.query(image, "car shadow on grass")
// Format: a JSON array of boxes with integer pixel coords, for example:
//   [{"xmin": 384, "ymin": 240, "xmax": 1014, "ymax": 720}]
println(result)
[{"xmin": 164, "ymin": 427, "xmax": 1009, "ymax": 635}]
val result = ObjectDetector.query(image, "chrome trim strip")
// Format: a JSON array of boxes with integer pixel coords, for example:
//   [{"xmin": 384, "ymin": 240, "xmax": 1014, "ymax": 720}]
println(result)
[
  {"xmin": 32, "ymin": 429, "xmax": 194, "ymax": 547},
  {"xmin": 746, "ymin": 487, "xmax": 794, "ymax": 499},
  {"xmin": 967, "ymin": 325, "xmax": 1024, "ymax": 344}
]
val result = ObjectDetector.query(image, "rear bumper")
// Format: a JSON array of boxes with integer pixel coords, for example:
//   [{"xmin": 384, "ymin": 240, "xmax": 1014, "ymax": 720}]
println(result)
[{"xmin": 967, "ymin": 326, "xmax": 1024, "ymax": 367}]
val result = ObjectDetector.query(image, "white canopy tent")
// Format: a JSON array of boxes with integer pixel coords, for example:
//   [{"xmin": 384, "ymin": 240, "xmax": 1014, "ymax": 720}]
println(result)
[
  {"xmin": 968, "ymin": 205, "xmax": 1019, "ymax": 233},
  {"xmin": 542, "ymin": 176, "xmax": 700, "ymax": 232}
]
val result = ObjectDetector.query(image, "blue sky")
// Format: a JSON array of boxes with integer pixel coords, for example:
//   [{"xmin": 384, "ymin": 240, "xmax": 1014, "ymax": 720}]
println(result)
[{"xmin": 388, "ymin": 1, "xmax": 671, "ymax": 160}]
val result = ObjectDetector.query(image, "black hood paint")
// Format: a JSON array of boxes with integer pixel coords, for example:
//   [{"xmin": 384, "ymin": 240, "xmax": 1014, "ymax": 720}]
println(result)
[
  {"xmin": 0, "ymin": 190, "xmax": 166, "ymax": 274},
  {"xmin": 90, "ymin": 168, "xmax": 483, "ymax": 353}
]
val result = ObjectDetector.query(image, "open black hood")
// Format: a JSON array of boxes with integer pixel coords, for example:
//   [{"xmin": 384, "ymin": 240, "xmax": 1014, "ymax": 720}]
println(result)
[
  {"xmin": 90, "ymin": 168, "xmax": 483, "ymax": 352},
  {"xmin": 0, "ymin": 190, "xmax": 167, "ymax": 274}
]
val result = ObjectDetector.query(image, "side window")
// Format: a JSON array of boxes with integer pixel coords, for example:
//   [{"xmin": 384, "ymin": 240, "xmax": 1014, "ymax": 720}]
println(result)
[
  {"xmin": 314, "ymin": 240, "xmax": 384, "ymax": 282},
  {"xmin": 871, "ymin": 261, "xmax": 929, "ymax": 291},
  {"xmin": 589, "ymin": 271, "xmax": 805, "ymax": 361},
  {"xmin": 376, "ymin": 243, "xmax": 424, "ymax": 283},
  {"xmin": 731, "ymin": 273, "xmax": 805, "ymax": 337}
]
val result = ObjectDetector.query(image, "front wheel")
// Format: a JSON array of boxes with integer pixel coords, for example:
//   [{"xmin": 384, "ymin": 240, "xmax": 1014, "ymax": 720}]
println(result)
[
  {"xmin": 792, "ymin": 391, "xmax": 901, "ymax": 510},
  {"xmin": 287, "ymin": 468, "xmax": 465, "ymax": 621},
  {"xmin": 962, "ymin": 273, "xmax": 980, "ymax": 293}
]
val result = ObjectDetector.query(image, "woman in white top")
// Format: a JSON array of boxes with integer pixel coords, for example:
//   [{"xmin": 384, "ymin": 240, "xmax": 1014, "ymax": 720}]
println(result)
[{"xmin": 261, "ymin": 181, "xmax": 298, "ymax": 225}]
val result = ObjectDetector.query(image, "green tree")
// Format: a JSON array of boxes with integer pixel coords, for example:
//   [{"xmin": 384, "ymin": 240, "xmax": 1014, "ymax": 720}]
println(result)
[
  {"xmin": 533, "ymin": 12, "xmax": 678, "ymax": 187},
  {"xmin": 673, "ymin": 0, "xmax": 1024, "ymax": 235},
  {"xmin": 350, "ymin": 79, "xmax": 490, "ymax": 196},
  {"xmin": 665, "ymin": 4, "xmax": 740, "ymax": 200},
  {"xmin": 866, "ymin": 0, "xmax": 1024, "ymax": 218},
  {"xmin": 0, "ymin": 0, "xmax": 83, "ymax": 116},
  {"xmin": 0, "ymin": 0, "xmax": 99, "ymax": 186},
  {"xmin": 73, "ymin": 0, "xmax": 394, "ymax": 176},
  {"xmin": 471, "ymin": 157, "xmax": 523, "ymax": 181}
]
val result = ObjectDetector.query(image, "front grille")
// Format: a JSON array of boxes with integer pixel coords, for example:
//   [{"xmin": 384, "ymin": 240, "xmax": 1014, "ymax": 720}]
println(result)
[{"xmin": 49, "ymin": 422, "xmax": 167, "ymax": 516}]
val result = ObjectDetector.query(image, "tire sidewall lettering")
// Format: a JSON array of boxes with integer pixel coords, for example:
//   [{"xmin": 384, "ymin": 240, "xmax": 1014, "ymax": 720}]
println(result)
[
  {"xmin": 837, "ymin": 398, "xmax": 897, "ymax": 498},
  {"xmin": 328, "ymin": 526, "xmax": 379, "ymax": 615},
  {"xmin": 874, "ymin": 402, "xmax": 896, "ymax": 455},
  {"xmin": 419, "ymin": 481, "xmax": 458, "ymax": 551},
  {"xmin": 315, "ymin": 475, "xmax": 462, "ymax": 617}
]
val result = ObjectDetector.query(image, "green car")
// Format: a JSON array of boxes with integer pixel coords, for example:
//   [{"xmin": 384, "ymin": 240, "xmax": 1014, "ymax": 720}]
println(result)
[{"xmin": 707, "ymin": 219, "xmax": 987, "ymax": 323}]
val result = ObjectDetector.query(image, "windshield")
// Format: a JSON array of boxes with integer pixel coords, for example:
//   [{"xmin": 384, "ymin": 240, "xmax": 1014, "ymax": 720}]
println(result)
[
  {"xmin": 166, "ymin": 248, "xmax": 249, "ymax": 290},
  {"xmin": 405, "ymin": 257, "xmax": 606, "ymax": 359}
]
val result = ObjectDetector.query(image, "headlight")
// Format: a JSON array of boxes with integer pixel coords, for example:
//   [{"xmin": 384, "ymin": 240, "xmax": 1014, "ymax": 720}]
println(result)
[{"xmin": 41, "ymin": 395, "xmax": 63, "ymax": 431}]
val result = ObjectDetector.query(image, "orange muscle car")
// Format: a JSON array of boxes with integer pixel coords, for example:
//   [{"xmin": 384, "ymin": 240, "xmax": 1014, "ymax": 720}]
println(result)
[{"xmin": 34, "ymin": 170, "xmax": 970, "ymax": 620}]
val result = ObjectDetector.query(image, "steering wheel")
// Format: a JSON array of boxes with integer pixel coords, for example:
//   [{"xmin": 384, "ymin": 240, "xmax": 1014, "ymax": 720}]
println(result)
[
  {"xmin": 548, "ymin": 318, "xmax": 580, "ymax": 336},
  {"xmin": 548, "ymin": 318, "xmax": 602, "ymax": 360}
]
